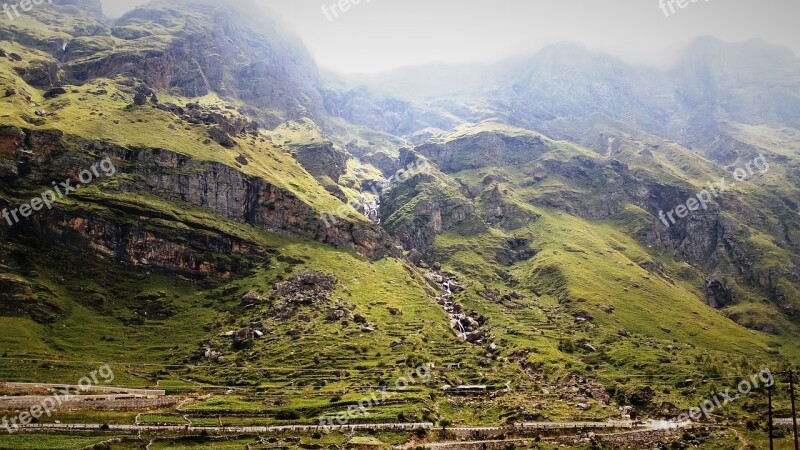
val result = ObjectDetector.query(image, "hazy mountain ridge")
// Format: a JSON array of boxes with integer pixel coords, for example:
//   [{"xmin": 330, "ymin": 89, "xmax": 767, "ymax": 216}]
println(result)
[{"xmin": 346, "ymin": 38, "xmax": 800, "ymax": 153}]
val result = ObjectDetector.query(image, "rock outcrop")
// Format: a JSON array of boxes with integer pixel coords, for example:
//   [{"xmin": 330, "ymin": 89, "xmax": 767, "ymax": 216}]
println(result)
[
  {"xmin": 65, "ymin": 2, "xmax": 324, "ymax": 123},
  {"xmin": 291, "ymin": 142, "xmax": 350, "ymax": 183},
  {"xmin": 0, "ymin": 126, "xmax": 399, "ymax": 262},
  {"xmin": 35, "ymin": 213, "xmax": 253, "ymax": 279},
  {"xmin": 417, "ymin": 130, "xmax": 551, "ymax": 173}
]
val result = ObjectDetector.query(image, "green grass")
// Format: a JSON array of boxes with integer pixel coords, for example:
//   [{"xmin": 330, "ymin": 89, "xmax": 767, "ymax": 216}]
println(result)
[
  {"xmin": 1, "ymin": 5, "xmax": 799, "ymax": 443},
  {"xmin": 0, "ymin": 434, "xmax": 122, "ymax": 450},
  {"xmin": 148, "ymin": 439, "xmax": 256, "ymax": 450},
  {"xmin": 138, "ymin": 414, "xmax": 190, "ymax": 425}
]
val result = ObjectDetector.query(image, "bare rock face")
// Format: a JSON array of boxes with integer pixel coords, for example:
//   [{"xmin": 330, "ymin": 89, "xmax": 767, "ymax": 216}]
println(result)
[
  {"xmin": 671, "ymin": 212, "xmax": 722, "ymax": 262},
  {"xmin": 384, "ymin": 196, "xmax": 483, "ymax": 253},
  {"xmin": 13, "ymin": 60, "xmax": 63, "ymax": 87},
  {"xmin": 706, "ymin": 278, "xmax": 733, "ymax": 309},
  {"xmin": 480, "ymin": 184, "xmax": 540, "ymax": 230},
  {"xmin": 417, "ymin": 131, "xmax": 551, "ymax": 173},
  {"xmin": 179, "ymin": 103, "xmax": 259, "ymax": 137},
  {"xmin": 37, "ymin": 213, "xmax": 253, "ymax": 279},
  {"xmin": 232, "ymin": 328, "xmax": 255, "ymax": 350},
  {"xmin": 0, "ymin": 126, "xmax": 65, "ymax": 181},
  {"xmin": 629, "ymin": 386, "xmax": 655, "ymax": 408},
  {"xmin": 361, "ymin": 151, "xmax": 400, "ymax": 177},
  {"xmin": 0, "ymin": 127, "xmax": 25, "ymax": 161},
  {"xmin": 291, "ymin": 143, "xmax": 350, "ymax": 183},
  {"xmin": 114, "ymin": 147, "xmax": 394, "ymax": 258},
  {"xmin": 526, "ymin": 157, "xmax": 630, "ymax": 220},
  {"xmin": 132, "ymin": 85, "xmax": 158, "ymax": 106},
  {"xmin": 669, "ymin": 212, "xmax": 787, "ymax": 310},
  {"xmin": 1, "ymin": 127, "xmax": 399, "ymax": 263},
  {"xmin": 66, "ymin": 3, "xmax": 324, "ymax": 122},
  {"xmin": 589, "ymin": 386, "xmax": 611, "ymax": 405},
  {"xmin": 381, "ymin": 155, "xmax": 486, "ymax": 253}
]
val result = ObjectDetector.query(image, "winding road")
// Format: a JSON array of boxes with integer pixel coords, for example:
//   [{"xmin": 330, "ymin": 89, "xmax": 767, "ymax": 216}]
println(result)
[{"xmin": 10, "ymin": 419, "xmax": 688, "ymax": 435}]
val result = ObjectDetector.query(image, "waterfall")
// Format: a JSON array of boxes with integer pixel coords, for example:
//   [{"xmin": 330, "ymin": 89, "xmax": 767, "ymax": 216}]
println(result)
[
  {"xmin": 455, "ymin": 315, "xmax": 467, "ymax": 340},
  {"xmin": 359, "ymin": 197, "xmax": 381, "ymax": 224}
]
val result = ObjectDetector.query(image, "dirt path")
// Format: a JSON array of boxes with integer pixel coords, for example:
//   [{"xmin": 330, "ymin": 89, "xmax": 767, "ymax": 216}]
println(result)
[{"xmin": 729, "ymin": 428, "xmax": 749, "ymax": 450}]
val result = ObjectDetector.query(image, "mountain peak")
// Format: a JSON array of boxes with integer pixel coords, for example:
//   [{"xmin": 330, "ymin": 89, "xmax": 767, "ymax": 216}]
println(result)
[
  {"xmin": 681, "ymin": 35, "xmax": 797, "ymax": 63},
  {"xmin": 61, "ymin": 0, "xmax": 103, "ymax": 17}
]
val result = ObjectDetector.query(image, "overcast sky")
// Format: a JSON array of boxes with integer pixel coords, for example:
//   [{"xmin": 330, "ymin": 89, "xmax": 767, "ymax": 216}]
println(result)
[{"xmin": 100, "ymin": 0, "xmax": 800, "ymax": 74}]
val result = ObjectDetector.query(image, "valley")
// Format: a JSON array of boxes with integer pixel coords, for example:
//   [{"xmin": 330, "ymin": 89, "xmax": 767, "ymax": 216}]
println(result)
[{"xmin": 0, "ymin": 0, "xmax": 799, "ymax": 448}]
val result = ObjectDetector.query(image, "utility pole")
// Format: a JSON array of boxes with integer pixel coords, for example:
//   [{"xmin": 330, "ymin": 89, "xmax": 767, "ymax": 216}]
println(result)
[
  {"xmin": 790, "ymin": 371, "xmax": 799, "ymax": 450},
  {"xmin": 768, "ymin": 385, "xmax": 774, "ymax": 450}
]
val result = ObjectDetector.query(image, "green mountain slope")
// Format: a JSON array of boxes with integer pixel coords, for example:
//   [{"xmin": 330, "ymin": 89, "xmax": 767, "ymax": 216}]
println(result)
[{"xmin": 0, "ymin": 2, "xmax": 798, "ymax": 448}]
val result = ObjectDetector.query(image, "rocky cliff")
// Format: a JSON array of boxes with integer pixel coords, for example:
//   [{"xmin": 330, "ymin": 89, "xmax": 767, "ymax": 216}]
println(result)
[{"xmin": 0, "ymin": 126, "xmax": 399, "ymax": 269}]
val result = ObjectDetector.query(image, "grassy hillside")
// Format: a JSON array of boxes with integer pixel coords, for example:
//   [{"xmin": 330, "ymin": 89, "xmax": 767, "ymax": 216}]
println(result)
[{"xmin": 0, "ymin": 3, "xmax": 798, "ymax": 449}]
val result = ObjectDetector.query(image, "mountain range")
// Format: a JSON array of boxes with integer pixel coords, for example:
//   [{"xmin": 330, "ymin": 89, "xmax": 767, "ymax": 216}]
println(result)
[{"xmin": 0, "ymin": 1, "xmax": 798, "ymax": 448}]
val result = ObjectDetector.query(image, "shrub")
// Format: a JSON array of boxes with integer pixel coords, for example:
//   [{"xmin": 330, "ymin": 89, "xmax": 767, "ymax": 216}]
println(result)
[
  {"xmin": 559, "ymin": 339, "xmax": 576, "ymax": 353},
  {"xmin": 275, "ymin": 410, "xmax": 301, "ymax": 420}
]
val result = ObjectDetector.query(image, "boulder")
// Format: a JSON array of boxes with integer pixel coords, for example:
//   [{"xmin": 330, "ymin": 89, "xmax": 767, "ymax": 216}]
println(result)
[
  {"xmin": 44, "ymin": 87, "xmax": 67, "ymax": 99},
  {"xmin": 209, "ymin": 126, "xmax": 236, "ymax": 148},
  {"xmin": 233, "ymin": 329, "xmax": 255, "ymax": 350},
  {"xmin": 465, "ymin": 329, "xmax": 485, "ymax": 343},
  {"xmin": 241, "ymin": 292, "xmax": 262, "ymax": 304},
  {"xmin": 589, "ymin": 386, "xmax": 610, "ymax": 405},
  {"xmin": 407, "ymin": 249, "xmax": 424, "ymax": 266},
  {"xmin": 133, "ymin": 91, "xmax": 148, "ymax": 106},
  {"xmin": 326, "ymin": 308, "xmax": 350, "ymax": 322}
]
